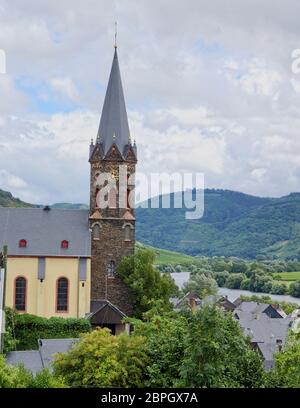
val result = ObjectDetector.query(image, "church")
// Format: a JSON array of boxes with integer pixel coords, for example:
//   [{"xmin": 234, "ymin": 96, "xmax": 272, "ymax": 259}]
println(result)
[{"xmin": 0, "ymin": 46, "xmax": 137, "ymax": 333}]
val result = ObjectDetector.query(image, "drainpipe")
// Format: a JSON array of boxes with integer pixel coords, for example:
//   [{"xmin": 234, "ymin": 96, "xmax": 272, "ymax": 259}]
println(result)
[{"xmin": 0, "ymin": 245, "xmax": 7, "ymax": 354}]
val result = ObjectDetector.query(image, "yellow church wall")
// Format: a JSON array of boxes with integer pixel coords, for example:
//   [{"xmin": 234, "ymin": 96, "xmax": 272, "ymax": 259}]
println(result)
[
  {"xmin": 5, "ymin": 256, "xmax": 91, "ymax": 319},
  {"xmin": 5, "ymin": 257, "xmax": 39, "ymax": 315}
]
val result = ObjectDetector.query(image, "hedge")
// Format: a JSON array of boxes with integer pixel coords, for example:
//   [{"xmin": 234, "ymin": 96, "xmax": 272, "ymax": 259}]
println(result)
[{"xmin": 5, "ymin": 308, "xmax": 91, "ymax": 351}]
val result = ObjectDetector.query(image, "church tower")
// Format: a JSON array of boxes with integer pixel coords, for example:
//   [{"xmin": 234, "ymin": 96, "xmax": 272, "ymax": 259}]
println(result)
[{"xmin": 89, "ymin": 47, "xmax": 137, "ymax": 315}]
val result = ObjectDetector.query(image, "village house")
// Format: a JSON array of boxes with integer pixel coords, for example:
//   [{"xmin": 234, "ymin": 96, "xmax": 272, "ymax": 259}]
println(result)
[{"xmin": 172, "ymin": 292, "xmax": 298, "ymax": 370}]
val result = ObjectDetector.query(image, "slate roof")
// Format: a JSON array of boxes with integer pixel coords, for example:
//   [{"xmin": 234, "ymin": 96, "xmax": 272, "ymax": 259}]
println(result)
[
  {"xmin": 6, "ymin": 350, "xmax": 43, "ymax": 376},
  {"xmin": 0, "ymin": 207, "xmax": 91, "ymax": 256},
  {"xmin": 38, "ymin": 338, "xmax": 79, "ymax": 370},
  {"xmin": 87, "ymin": 299, "xmax": 127, "ymax": 325},
  {"xmin": 6, "ymin": 338, "xmax": 79, "ymax": 375},
  {"xmin": 97, "ymin": 49, "xmax": 132, "ymax": 158},
  {"xmin": 234, "ymin": 301, "xmax": 286, "ymax": 319},
  {"xmin": 235, "ymin": 306, "xmax": 293, "ymax": 370}
]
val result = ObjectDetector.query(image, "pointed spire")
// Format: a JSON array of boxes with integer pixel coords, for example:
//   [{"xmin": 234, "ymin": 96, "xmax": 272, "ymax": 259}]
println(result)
[{"xmin": 97, "ymin": 48, "xmax": 131, "ymax": 157}]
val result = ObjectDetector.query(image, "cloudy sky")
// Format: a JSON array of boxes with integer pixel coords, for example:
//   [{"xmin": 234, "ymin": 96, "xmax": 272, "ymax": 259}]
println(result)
[{"xmin": 0, "ymin": 0, "xmax": 300, "ymax": 204}]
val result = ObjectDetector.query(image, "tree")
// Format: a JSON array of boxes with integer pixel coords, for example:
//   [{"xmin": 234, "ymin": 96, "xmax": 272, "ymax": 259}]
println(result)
[
  {"xmin": 266, "ymin": 339, "xmax": 300, "ymax": 387},
  {"xmin": 214, "ymin": 271, "xmax": 229, "ymax": 287},
  {"xmin": 180, "ymin": 305, "xmax": 265, "ymax": 388},
  {"xmin": 225, "ymin": 273, "xmax": 246, "ymax": 289},
  {"xmin": 131, "ymin": 313, "xmax": 188, "ymax": 387},
  {"xmin": 249, "ymin": 272, "xmax": 273, "ymax": 293},
  {"xmin": 53, "ymin": 328, "xmax": 148, "ymax": 388},
  {"xmin": 117, "ymin": 249, "xmax": 178, "ymax": 318},
  {"xmin": 183, "ymin": 273, "xmax": 218, "ymax": 297},
  {"xmin": 270, "ymin": 282, "xmax": 287, "ymax": 295},
  {"xmin": 230, "ymin": 261, "xmax": 248, "ymax": 274},
  {"xmin": 240, "ymin": 278, "xmax": 251, "ymax": 290},
  {"xmin": 289, "ymin": 280, "xmax": 300, "ymax": 298}
]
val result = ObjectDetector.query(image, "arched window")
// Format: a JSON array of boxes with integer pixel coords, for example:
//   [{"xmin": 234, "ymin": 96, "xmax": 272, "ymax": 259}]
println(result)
[
  {"xmin": 93, "ymin": 223, "xmax": 101, "ymax": 240},
  {"xmin": 127, "ymin": 188, "xmax": 131, "ymax": 209},
  {"xmin": 108, "ymin": 187, "xmax": 117, "ymax": 208},
  {"xmin": 19, "ymin": 239, "xmax": 27, "ymax": 248},
  {"xmin": 124, "ymin": 225, "xmax": 131, "ymax": 241},
  {"xmin": 15, "ymin": 277, "xmax": 26, "ymax": 311},
  {"xmin": 56, "ymin": 277, "xmax": 69, "ymax": 312},
  {"xmin": 107, "ymin": 260, "xmax": 116, "ymax": 278},
  {"xmin": 61, "ymin": 240, "xmax": 69, "ymax": 249}
]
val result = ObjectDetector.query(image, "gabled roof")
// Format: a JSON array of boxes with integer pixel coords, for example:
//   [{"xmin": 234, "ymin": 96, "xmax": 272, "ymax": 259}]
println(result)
[
  {"xmin": 88, "ymin": 299, "xmax": 127, "ymax": 325},
  {"xmin": 97, "ymin": 49, "xmax": 132, "ymax": 158},
  {"xmin": 0, "ymin": 207, "xmax": 91, "ymax": 257},
  {"xmin": 235, "ymin": 301, "xmax": 286, "ymax": 318}
]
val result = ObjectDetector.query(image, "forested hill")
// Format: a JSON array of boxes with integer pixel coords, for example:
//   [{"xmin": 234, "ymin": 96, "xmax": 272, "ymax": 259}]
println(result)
[
  {"xmin": 1, "ymin": 187, "xmax": 300, "ymax": 259},
  {"xmin": 135, "ymin": 189, "xmax": 300, "ymax": 260}
]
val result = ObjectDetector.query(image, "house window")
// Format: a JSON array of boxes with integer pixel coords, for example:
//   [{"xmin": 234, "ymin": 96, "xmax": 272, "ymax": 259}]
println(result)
[
  {"xmin": 93, "ymin": 223, "xmax": 101, "ymax": 240},
  {"xmin": 107, "ymin": 260, "xmax": 116, "ymax": 277},
  {"xmin": 56, "ymin": 277, "xmax": 69, "ymax": 312},
  {"xmin": 124, "ymin": 225, "xmax": 131, "ymax": 241},
  {"xmin": 61, "ymin": 240, "xmax": 69, "ymax": 249},
  {"xmin": 19, "ymin": 239, "xmax": 27, "ymax": 248},
  {"xmin": 15, "ymin": 277, "xmax": 26, "ymax": 311}
]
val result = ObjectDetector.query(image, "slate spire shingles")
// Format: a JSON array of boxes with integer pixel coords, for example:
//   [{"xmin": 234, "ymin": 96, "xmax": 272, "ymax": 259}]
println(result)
[{"xmin": 97, "ymin": 49, "xmax": 131, "ymax": 158}]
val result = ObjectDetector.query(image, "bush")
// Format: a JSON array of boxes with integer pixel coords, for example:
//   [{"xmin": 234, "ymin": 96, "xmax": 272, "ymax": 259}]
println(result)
[
  {"xmin": 270, "ymin": 282, "xmax": 287, "ymax": 295},
  {"xmin": 225, "ymin": 273, "xmax": 246, "ymax": 289},
  {"xmin": 289, "ymin": 281, "xmax": 300, "ymax": 298},
  {"xmin": 5, "ymin": 308, "xmax": 91, "ymax": 350},
  {"xmin": 53, "ymin": 328, "xmax": 147, "ymax": 387},
  {"xmin": 0, "ymin": 355, "xmax": 65, "ymax": 388}
]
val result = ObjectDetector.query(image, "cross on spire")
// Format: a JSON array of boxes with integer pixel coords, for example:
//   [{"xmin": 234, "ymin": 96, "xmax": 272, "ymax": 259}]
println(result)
[{"xmin": 114, "ymin": 21, "xmax": 117, "ymax": 49}]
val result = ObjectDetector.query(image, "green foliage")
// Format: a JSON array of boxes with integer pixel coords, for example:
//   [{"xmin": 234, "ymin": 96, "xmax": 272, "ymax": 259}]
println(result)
[
  {"xmin": 117, "ymin": 249, "xmax": 178, "ymax": 318},
  {"xmin": 54, "ymin": 307, "xmax": 266, "ymax": 388},
  {"xmin": 130, "ymin": 313, "xmax": 188, "ymax": 387},
  {"xmin": 53, "ymin": 328, "xmax": 147, "ymax": 388},
  {"xmin": 135, "ymin": 189, "xmax": 300, "ymax": 259},
  {"xmin": 214, "ymin": 271, "xmax": 230, "ymax": 287},
  {"xmin": 5, "ymin": 308, "xmax": 91, "ymax": 350},
  {"xmin": 240, "ymin": 278, "xmax": 251, "ymax": 290},
  {"xmin": 289, "ymin": 280, "xmax": 300, "ymax": 298},
  {"xmin": 266, "ymin": 339, "xmax": 300, "ymax": 387},
  {"xmin": 180, "ymin": 305, "xmax": 265, "ymax": 388},
  {"xmin": 0, "ymin": 355, "xmax": 31, "ymax": 388},
  {"xmin": 183, "ymin": 273, "xmax": 218, "ymax": 297},
  {"xmin": 0, "ymin": 355, "xmax": 65, "ymax": 388},
  {"xmin": 3, "ymin": 307, "xmax": 18, "ymax": 353},
  {"xmin": 225, "ymin": 273, "xmax": 246, "ymax": 289},
  {"xmin": 270, "ymin": 282, "xmax": 287, "ymax": 295}
]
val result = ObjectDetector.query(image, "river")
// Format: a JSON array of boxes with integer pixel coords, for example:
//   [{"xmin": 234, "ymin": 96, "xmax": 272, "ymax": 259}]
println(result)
[{"xmin": 170, "ymin": 272, "xmax": 300, "ymax": 306}]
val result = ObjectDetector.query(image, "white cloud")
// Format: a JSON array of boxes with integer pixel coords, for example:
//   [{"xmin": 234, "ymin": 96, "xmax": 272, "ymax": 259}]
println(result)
[
  {"xmin": 49, "ymin": 76, "xmax": 79, "ymax": 100},
  {"xmin": 0, "ymin": 0, "xmax": 300, "ymax": 202},
  {"xmin": 0, "ymin": 169, "xmax": 28, "ymax": 189}
]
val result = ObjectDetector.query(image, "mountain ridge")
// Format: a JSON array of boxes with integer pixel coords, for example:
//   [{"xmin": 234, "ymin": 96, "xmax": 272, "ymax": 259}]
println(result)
[{"xmin": 1, "ymin": 187, "xmax": 300, "ymax": 259}]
